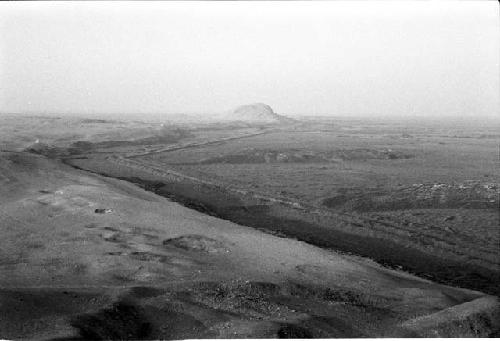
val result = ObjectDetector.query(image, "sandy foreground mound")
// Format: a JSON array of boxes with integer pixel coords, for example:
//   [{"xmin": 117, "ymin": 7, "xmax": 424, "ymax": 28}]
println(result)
[{"xmin": 0, "ymin": 151, "xmax": 498, "ymax": 339}]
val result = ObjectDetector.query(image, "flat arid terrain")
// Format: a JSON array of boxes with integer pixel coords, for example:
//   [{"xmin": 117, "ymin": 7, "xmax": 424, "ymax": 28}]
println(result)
[{"xmin": 1, "ymin": 106, "xmax": 499, "ymax": 339}]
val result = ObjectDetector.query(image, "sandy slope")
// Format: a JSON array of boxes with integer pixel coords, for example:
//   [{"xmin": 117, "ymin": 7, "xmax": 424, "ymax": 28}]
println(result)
[{"xmin": 0, "ymin": 151, "xmax": 498, "ymax": 339}]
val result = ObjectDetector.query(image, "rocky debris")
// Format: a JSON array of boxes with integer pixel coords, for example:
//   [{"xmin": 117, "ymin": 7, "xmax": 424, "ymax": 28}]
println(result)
[
  {"xmin": 199, "ymin": 148, "xmax": 413, "ymax": 165},
  {"xmin": 323, "ymin": 181, "xmax": 498, "ymax": 211},
  {"xmin": 95, "ymin": 208, "xmax": 113, "ymax": 214},
  {"xmin": 183, "ymin": 279, "xmax": 389, "ymax": 332},
  {"xmin": 409, "ymin": 182, "xmax": 498, "ymax": 203},
  {"xmin": 163, "ymin": 234, "xmax": 230, "ymax": 253},
  {"xmin": 186, "ymin": 281, "xmax": 294, "ymax": 320}
]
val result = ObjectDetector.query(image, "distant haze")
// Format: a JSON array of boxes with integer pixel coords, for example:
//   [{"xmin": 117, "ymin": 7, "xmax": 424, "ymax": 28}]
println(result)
[{"xmin": 0, "ymin": 1, "xmax": 498, "ymax": 120}]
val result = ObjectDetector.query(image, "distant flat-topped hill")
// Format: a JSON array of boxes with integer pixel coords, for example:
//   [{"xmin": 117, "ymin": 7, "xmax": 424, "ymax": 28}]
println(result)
[
  {"xmin": 231, "ymin": 103, "xmax": 290, "ymax": 123},
  {"xmin": 165, "ymin": 103, "xmax": 294, "ymax": 125}
]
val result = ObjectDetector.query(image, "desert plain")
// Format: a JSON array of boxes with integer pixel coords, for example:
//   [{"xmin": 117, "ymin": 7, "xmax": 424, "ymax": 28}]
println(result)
[{"xmin": 0, "ymin": 105, "xmax": 499, "ymax": 339}]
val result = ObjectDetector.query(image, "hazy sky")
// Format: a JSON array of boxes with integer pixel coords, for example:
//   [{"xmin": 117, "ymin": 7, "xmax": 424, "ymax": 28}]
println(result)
[{"xmin": 0, "ymin": 1, "xmax": 498, "ymax": 119}]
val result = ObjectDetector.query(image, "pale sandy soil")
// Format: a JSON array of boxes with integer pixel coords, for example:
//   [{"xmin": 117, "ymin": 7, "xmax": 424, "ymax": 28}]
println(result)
[{"xmin": 1, "ymin": 151, "xmax": 498, "ymax": 339}]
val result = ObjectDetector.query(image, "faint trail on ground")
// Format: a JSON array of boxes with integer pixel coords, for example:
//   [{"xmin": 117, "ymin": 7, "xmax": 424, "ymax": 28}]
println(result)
[{"xmin": 125, "ymin": 129, "xmax": 274, "ymax": 158}]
